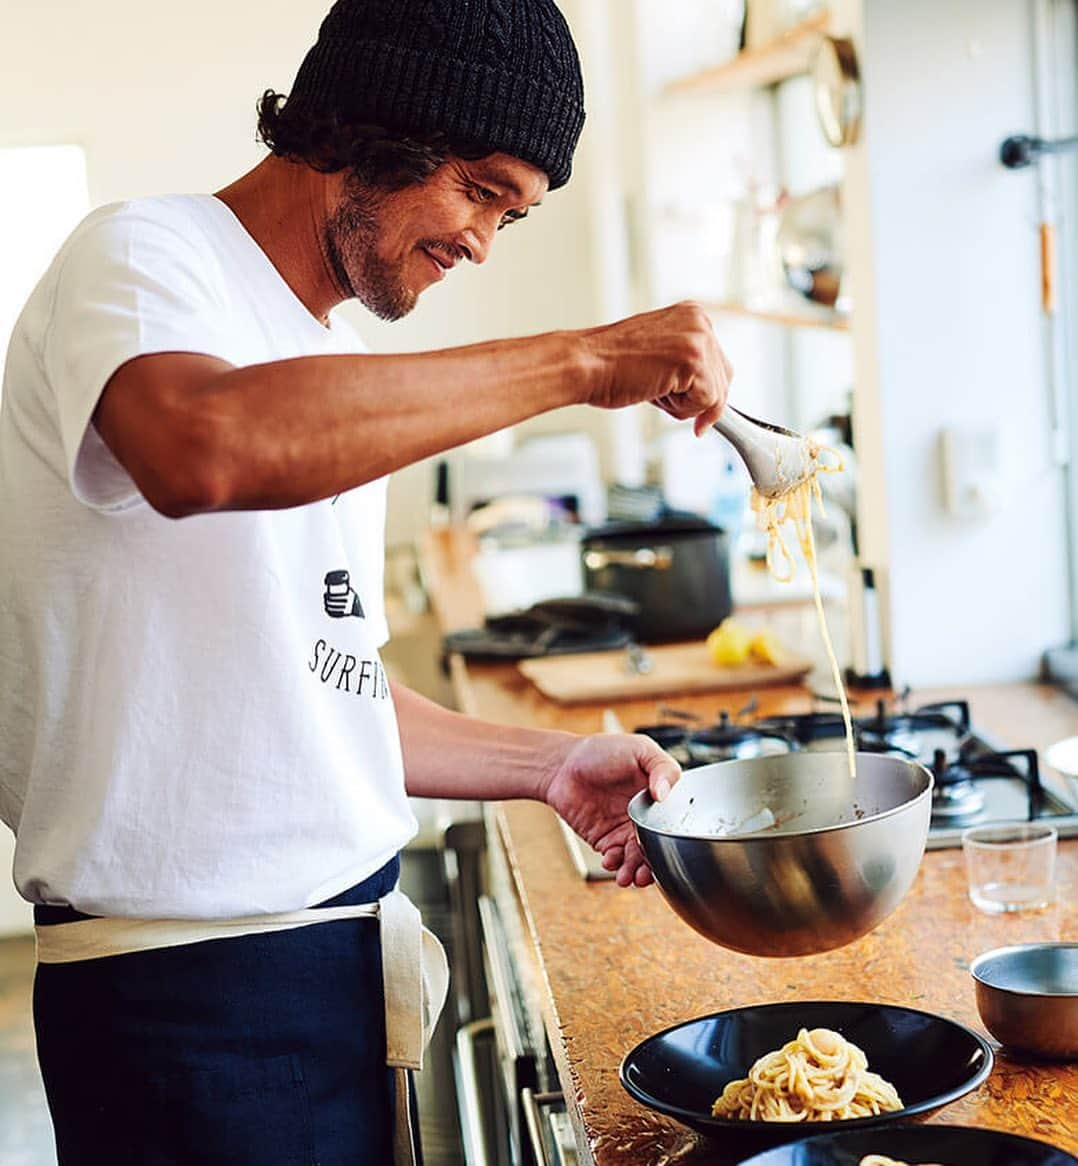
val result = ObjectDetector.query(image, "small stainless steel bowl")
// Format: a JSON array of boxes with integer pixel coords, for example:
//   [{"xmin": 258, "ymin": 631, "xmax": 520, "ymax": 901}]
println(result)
[
  {"xmin": 629, "ymin": 752, "xmax": 932, "ymax": 957},
  {"xmin": 970, "ymin": 943, "xmax": 1078, "ymax": 1061}
]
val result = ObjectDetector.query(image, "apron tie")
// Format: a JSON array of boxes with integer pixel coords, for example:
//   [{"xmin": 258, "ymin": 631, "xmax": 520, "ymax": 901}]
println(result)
[{"xmin": 34, "ymin": 886, "xmax": 449, "ymax": 1166}]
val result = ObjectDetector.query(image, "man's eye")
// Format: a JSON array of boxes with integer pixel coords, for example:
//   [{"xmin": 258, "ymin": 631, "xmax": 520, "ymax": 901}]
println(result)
[
  {"xmin": 471, "ymin": 185, "xmax": 497, "ymax": 203},
  {"xmin": 497, "ymin": 209, "xmax": 528, "ymax": 231}
]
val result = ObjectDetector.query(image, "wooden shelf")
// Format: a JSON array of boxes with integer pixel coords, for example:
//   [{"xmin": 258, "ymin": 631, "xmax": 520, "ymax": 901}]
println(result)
[
  {"xmin": 664, "ymin": 11, "xmax": 831, "ymax": 96},
  {"xmin": 703, "ymin": 300, "xmax": 850, "ymax": 332}
]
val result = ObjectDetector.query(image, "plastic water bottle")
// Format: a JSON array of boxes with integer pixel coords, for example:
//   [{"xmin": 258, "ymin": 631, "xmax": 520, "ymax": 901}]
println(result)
[{"xmin": 709, "ymin": 456, "xmax": 748, "ymax": 539}]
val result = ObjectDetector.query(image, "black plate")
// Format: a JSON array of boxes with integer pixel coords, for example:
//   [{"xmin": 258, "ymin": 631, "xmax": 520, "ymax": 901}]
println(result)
[
  {"xmin": 619, "ymin": 1001, "xmax": 994, "ymax": 1157},
  {"xmin": 739, "ymin": 1124, "xmax": 1077, "ymax": 1164}
]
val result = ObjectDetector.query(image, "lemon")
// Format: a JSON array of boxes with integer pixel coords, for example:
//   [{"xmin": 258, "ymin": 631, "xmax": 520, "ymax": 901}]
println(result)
[
  {"xmin": 749, "ymin": 628, "xmax": 786, "ymax": 666},
  {"xmin": 706, "ymin": 618, "xmax": 752, "ymax": 667}
]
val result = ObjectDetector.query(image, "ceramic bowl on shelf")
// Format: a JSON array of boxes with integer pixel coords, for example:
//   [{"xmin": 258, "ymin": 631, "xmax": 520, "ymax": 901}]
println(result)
[
  {"xmin": 628, "ymin": 752, "xmax": 932, "ymax": 957},
  {"xmin": 971, "ymin": 943, "xmax": 1078, "ymax": 1061},
  {"xmin": 618, "ymin": 1001, "xmax": 993, "ymax": 1159}
]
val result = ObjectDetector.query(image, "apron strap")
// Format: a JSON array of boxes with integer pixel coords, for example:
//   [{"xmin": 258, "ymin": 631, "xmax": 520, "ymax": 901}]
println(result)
[
  {"xmin": 34, "ymin": 902, "xmax": 379, "ymax": 962},
  {"xmin": 378, "ymin": 888, "xmax": 450, "ymax": 1071},
  {"xmin": 395, "ymin": 1068, "xmax": 418, "ymax": 1166}
]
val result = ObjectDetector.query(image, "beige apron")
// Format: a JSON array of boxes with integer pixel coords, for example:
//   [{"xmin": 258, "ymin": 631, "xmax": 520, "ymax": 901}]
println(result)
[{"xmin": 35, "ymin": 887, "xmax": 449, "ymax": 1166}]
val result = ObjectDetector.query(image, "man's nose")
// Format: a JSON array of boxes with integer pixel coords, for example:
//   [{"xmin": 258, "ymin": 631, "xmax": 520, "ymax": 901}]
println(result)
[{"xmin": 460, "ymin": 222, "xmax": 495, "ymax": 265}]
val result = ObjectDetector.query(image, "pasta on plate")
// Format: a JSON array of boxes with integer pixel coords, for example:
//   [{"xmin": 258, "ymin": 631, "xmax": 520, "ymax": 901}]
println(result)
[
  {"xmin": 859, "ymin": 1157, "xmax": 944, "ymax": 1166},
  {"xmin": 710, "ymin": 1027, "xmax": 903, "ymax": 1122}
]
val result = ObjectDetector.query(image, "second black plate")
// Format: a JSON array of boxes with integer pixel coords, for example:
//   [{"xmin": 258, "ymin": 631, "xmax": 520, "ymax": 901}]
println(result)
[{"xmin": 739, "ymin": 1123, "xmax": 1077, "ymax": 1164}]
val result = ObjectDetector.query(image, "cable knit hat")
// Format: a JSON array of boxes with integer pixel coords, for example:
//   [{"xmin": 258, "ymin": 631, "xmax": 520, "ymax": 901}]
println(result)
[{"xmin": 286, "ymin": 0, "xmax": 586, "ymax": 189}]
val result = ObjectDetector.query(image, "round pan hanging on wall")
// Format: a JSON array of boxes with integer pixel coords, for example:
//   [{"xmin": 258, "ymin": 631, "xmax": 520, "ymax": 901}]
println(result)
[{"xmin": 813, "ymin": 35, "xmax": 863, "ymax": 148}]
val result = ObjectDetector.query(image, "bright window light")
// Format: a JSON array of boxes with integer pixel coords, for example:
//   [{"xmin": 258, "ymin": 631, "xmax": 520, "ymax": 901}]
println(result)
[{"xmin": 0, "ymin": 144, "xmax": 90, "ymax": 394}]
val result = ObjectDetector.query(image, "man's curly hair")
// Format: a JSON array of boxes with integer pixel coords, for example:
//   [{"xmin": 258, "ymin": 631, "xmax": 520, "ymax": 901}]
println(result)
[{"xmin": 256, "ymin": 90, "xmax": 491, "ymax": 191}]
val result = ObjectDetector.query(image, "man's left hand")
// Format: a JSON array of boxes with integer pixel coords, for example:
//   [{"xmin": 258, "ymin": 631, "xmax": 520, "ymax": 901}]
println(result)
[{"xmin": 541, "ymin": 734, "xmax": 681, "ymax": 888}]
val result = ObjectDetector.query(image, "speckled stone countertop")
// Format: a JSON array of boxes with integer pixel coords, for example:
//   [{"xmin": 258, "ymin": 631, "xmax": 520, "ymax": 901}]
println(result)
[
  {"xmin": 494, "ymin": 800, "xmax": 1076, "ymax": 1165},
  {"xmin": 419, "ymin": 529, "xmax": 1078, "ymax": 1164}
]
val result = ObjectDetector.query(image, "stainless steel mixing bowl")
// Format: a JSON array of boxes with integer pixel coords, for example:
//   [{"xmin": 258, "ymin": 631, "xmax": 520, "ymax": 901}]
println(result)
[
  {"xmin": 970, "ymin": 943, "xmax": 1078, "ymax": 1060},
  {"xmin": 629, "ymin": 753, "xmax": 933, "ymax": 957}
]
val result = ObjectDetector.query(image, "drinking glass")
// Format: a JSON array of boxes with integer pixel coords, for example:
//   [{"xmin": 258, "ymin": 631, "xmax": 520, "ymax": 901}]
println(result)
[{"xmin": 961, "ymin": 824, "xmax": 1058, "ymax": 914}]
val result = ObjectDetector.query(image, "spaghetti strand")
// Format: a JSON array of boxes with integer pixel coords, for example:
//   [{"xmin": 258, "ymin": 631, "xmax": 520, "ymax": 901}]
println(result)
[{"xmin": 750, "ymin": 446, "xmax": 855, "ymax": 778}]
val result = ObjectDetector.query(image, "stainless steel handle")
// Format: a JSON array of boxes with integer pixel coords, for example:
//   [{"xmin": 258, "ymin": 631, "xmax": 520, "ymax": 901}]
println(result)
[
  {"xmin": 477, "ymin": 897, "xmax": 528, "ymax": 1062},
  {"xmin": 520, "ymin": 1087, "xmax": 565, "ymax": 1166},
  {"xmin": 583, "ymin": 546, "xmax": 673, "ymax": 571},
  {"xmin": 454, "ymin": 1017, "xmax": 495, "ymax": 1166}
]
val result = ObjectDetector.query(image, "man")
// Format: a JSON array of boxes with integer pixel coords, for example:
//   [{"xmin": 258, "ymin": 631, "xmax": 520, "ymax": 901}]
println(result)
[{"xmin": 0, "ymin": 1, "xmax": 732, "ymax": 1162}]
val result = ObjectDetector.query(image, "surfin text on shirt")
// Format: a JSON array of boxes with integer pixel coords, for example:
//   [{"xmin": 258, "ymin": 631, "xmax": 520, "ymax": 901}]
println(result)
[{"xmin": 308, "ymin": 639, "xmax": 390, "ymax": 699}]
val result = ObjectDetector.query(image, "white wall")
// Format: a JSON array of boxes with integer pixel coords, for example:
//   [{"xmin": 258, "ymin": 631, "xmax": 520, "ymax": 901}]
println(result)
[
  {"xmin": 0, "ymin": 833, "xmax": 30, "ymax": 936},
  {"xmin": 0, "ymin": 146, "xmax": 91, "ymax": 371},
  {"xmin": 1, "ymin": 2, "xmax": 321, "ymax": 199},
  {"xmin": 859, "ymin": 0, "xmax": 1070, "ymax": 684}
]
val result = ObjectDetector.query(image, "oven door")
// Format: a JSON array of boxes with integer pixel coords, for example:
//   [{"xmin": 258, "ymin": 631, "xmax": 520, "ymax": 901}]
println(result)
[
  {"xmin": 521, "ymin": 1088, "xmax": 580, "ymax": 1166},
  {"xmin": 480, "ymin": 894, "xmax": 540, "ymax": 1163},
  {"xmin": 455, "ymin": 895, "xmax": 575, "ymax": 1166}
]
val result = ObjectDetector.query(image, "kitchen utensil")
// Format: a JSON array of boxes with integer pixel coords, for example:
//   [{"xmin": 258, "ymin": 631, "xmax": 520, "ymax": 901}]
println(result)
[
  {"xmin": 739, "ymin": 1123, "xmax": 1076, "ymax": 1165},
  {"xmin": 517, "ymin": 641, "xmax": 812, "ymax": 705},
  {"xmin": 629, "ymin": 752, "xmax": 932, "ymax": 956},
  {"xmin": 618, "ymin": 1002, "xmax": 992, "ymax": 1156},
  {"xmin": 775, "ymin": 184, "xmax": 845, "ymax": 311},
  {"xmin": 600, "ymin": 708, "xmax": 626, "ymax": 734},
  {"xmin": 970, "ymin": 943, "xmax": 1078, "ymax": 1061},
  {"xmin": 961, "ymin": 823, "xmax": 1057, "ymax": 914},
  {"xmin": 712, "ymin": 407, "xmax": 817, "ymax": 500},
  {"xmin": 1000, "ymin": 132, "xmax": 1078, "ymax": 169},
  {"xmin": 624, "ymin": 642, "xmax": 654, "ymax": 675},
  {"xmin": 580, "ymin": 515, "xmax": 732, "ymax": 642},
  {"xmin": 813, "ymin": 35, "xmax": 862, "ymax": 147}
]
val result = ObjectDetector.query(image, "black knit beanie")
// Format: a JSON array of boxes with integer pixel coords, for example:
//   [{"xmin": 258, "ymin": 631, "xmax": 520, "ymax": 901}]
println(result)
[{"xmin": 286, "ymin": 0, "xmax": 586, "ymax": 190}]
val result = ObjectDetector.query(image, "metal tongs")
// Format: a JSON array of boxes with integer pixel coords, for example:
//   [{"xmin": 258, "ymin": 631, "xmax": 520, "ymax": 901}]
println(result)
[{"xmin": 712, "ymin": 406, "xmax": 817, "ymax": 500}]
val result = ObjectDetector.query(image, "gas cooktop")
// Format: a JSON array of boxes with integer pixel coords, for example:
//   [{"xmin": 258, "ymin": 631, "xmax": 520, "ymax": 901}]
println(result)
[
  {"xmin": 560, "ymin": 695, "xmax": 1078, "ymax": 880},
  {"xmin": 748, "ymin": 699, "xmax": 1078, "ymax": 848}
]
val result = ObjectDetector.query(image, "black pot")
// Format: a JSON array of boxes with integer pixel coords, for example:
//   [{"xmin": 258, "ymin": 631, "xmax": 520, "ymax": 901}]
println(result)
[{"xmin": 580, "ymin": 515, "xmax": 733, "ymax": 644}]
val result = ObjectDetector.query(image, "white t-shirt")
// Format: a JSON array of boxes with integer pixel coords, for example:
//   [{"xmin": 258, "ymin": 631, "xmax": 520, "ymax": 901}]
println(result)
[{"xmin": 0, "ymin": 194, "xmax": 418, "ymax": 918}]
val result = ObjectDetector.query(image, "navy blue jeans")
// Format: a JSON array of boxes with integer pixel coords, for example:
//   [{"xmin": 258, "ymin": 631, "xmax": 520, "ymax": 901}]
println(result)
[{"xmin": 33, "ymin": 856, "xmax": 404, "ymax": 1165}]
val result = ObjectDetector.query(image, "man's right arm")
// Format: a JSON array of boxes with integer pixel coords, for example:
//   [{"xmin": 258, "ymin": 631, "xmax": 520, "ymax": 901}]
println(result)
[{"xmin": 93, "ymin": 301, "xmax": 731, "ymax": 518}]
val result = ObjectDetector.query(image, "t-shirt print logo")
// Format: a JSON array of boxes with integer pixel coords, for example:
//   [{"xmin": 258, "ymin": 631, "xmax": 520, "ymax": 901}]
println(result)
[
  {"xmin": 311, "ymin": 569, "xmax": 387, "ymax": 700},
  {"xmin": 323, "ymin": 570, "xmax": 364, "ymax": 619}
]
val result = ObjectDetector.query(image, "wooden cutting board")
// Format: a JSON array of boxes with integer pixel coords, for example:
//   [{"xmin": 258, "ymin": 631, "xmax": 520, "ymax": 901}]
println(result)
[{"xmin": 518, "ymin": 641, "xmax": 813, "ymax": 704}]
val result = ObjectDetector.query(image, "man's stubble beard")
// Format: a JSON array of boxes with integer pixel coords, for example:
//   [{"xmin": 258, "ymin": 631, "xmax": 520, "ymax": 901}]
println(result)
[{"xmin": 323, "ymin": 183, "xmax": 417, "ymax": 322}]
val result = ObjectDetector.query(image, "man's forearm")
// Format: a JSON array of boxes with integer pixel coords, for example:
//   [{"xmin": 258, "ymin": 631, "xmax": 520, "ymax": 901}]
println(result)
[
  {"xmin": 95, "ymin": 329, "xmax": 590, "ymax": 516},
  {"xmin": 391, "ymin": 681, "xmax": 576, "ymax": 802}
]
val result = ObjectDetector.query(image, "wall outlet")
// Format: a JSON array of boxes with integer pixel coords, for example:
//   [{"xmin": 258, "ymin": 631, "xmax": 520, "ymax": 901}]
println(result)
[{"xmin": 939, "ymin": 426, "xmax": 1004, "ymax": 519}]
